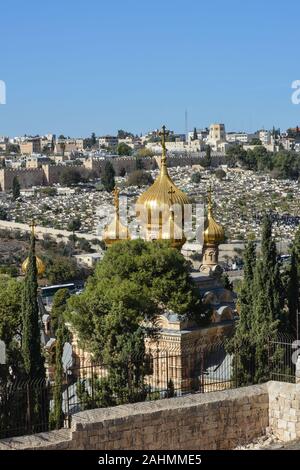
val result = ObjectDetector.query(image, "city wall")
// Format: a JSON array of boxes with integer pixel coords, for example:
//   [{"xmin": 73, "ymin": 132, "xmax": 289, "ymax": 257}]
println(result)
[
  {"xmin": 0, "ymin": 153, "xmax": 225, "ymax": 191},
  {"xmin": 1, "ymin": 381, "xmax": 299, "ymax": 451},
  {"xmin": 0, "ymin": 167, "xmax": 46, "ymax": 191}
]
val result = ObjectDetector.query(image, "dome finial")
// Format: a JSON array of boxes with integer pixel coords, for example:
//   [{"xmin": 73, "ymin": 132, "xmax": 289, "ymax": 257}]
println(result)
[
  {"xmin": 158, "ymin": 125, "xmax": 169, "ymax": 173},
  {"xmin": 207, "ymin": 183, "xmax": 213, "ymax": 214},
  {"xmin": 30, "ymin": 218, "xmax": 36, "ymax": 237},
  {"xmin": 113, "ymin": 186, "xmax": 120, "ymax": 216},
  {"xmin": 103, "ymin": 186, "xmax": 130, "ymax": 247}
]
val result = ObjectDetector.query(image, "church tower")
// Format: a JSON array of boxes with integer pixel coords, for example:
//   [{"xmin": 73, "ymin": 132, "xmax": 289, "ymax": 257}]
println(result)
[{"xmin": 199, "ymin": 187, "xmax": 225, "ymax": 275}]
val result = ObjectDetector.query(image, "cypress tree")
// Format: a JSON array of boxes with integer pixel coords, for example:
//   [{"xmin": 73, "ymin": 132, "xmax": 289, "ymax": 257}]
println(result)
[
  {"xmin": 102, "ymin": 161, "xmax": 115, "ymax": 192},
  {"xmin": 12, "ymin": 176, "xmax": 20, "ymax": 200},
  {"xmin": 251, "ymin": 215, "xmax": 282, "ymax": 383},
  {"xmin": 205, "ymin": 145, "xmax": 212, "ymax": 166},
  {"xmin": 259, "ymin": 214, "xmax": 283, "ymax": 324},
  {"xmin": 227, "ymin": 240, "xmax": 257, "ymax": 386},
  {"xmin": 252, "ymin": 259, "xmax": 280, "ymax": 383},
  {"xmin": 287, "ymin": 249, "xmax": 299, "ymax": 337},
  {"xmin": 22, "ymin": 231, "xmax": 45, "ymax": 378},
  {"xmin": 21, "ymin": 229, "xmax": 46, "ymax": 431},
  {"xmin": 294, "ymin": 227, "xmax": 300, "ymax": 275},
  {"xmin": 49, "ymin": 323, "xmax": 66, "ymax": 430}
]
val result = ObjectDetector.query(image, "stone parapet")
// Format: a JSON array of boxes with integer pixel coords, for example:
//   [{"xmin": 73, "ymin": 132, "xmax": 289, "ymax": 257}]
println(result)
[{"xmin": 0, "ymin": 383, "xmax": 269, "ymax": 450}]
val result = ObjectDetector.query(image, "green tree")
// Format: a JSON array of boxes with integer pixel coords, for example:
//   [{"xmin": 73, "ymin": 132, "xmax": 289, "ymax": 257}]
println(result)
[
  {"xmin": 66, "ymin": 240, "xmax": 210, "ymax": 405},
  {"xmin": 225, "ymin": 144, "xmax": 247, "ymax": 168},
  {"xmin": 21, "ymin": 231, "xmax": 46, "ymax": 431},
  {"xmin": 221, "ymin": 273, "xmax": 233, "ymax": 291},
  {"xmin": 227, "ymin": 241, "xmax": 257, "ymax": 386},
  {"xmin": 0, "ymin": 275, "xmax": 23, "ymax": 373},
  {"xmin": 49, "ymin": 321, "xmax": 69, "ymax": 430},
  {"xmin": 51, "ymin": 289, "xmax": 70, "ymax": 334},
  {"xmin": 12, "ymin": 177, "xmax": 21, "ymax": 200},
  {"xmin": 214, "ymin": 168, "xmax": 226, "ymax": 180},
  {"xmin": 191, "ymin": 172, "xmax": 201, "ymax": 184},
  {"xmin": 251, "ymin": 216, "xmax": 283, "ymax": 383},
  {"xmin": 249, "ymin": 138, "xmax": 262, "ymax": 146},
  {"xmin": 258, "ymin": 215, "xmax": 284, "ymax": 324},
  {"xmin": 117, "ymin": 130, "xmax": 134, "ymax": 139},
  {"xmin": 21, "ymin": 232, "xmax": 45, "ymax": 378},
  {"xmin": 101, "ymin": 162, "xmax": 115, "ymax": 192},
  {"xmin": 46, "ymin": 256, "xmax": 79, "ymax": 284},
  {"xmin": 136, "ymin": 157, "xmax": 144, "ymax": 170},
  {"xmin": 203, "ymin": 145, "xmax": 212, "ymax": 167},
  {"xmin": 67, "ymin": 217, "xmax": 81, "ymax": 234},
  {"xmin": 117, "ymin": 142, "xmax": 132, "ymax": 156},
  {"xmin": 193, "ymin": 128, "xmax": 198, "ymax": 141},
  {"xmin": 294, "ymin": 227, "xmax": 300, "ymax": 272},
  {"xmin": 0, "ymin": 207, "xmax": 8, "ymax": 220},
  {"xmin": 135, "ymin": 148, "xmax": 154, "ymax": 158},
  {"xmin": 286, "ymin": 249, "xmax": 299, "ymax": 337},
  {"xmin": 91, "ymin": 132, "xmax": 96, "ymax": 146},
  {"xmin": 59, "ymin": 167, "xmax": 82, "ymax": 186},
  {"xmin": 127, "ymin": 170, "xmax": 153, "ymax": 187}
]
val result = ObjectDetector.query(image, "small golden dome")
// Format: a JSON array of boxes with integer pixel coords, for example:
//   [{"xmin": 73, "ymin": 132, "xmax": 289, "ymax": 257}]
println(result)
[
  {"xmin": 22, "ymin": 256, "xmax": 46, "ymax": 276},
  {"xmin": 103, "ymin": 187, "xmax": 131, "ymax": 247},
  {"xmin": 136, "ymin": 126, "xmax": 190, "ymax": 243},
  {"xmin": 203, "ymin": 189, "xmax": 225, "ymax": 245}
]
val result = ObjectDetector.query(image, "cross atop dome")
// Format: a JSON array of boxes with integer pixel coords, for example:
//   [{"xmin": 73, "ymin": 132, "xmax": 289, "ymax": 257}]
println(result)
[{"xmin": 158, "ymin": 125, "xmax": 169, "ymax": 162}]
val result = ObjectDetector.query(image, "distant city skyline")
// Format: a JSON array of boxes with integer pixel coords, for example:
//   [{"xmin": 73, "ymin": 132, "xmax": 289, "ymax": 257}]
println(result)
[{"xmin": 1, "ymin": 0, "xmax": 300, "ymax": 136}]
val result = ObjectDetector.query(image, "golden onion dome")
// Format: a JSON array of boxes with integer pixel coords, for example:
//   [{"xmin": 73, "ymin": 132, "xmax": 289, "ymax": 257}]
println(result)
[
  {"xmin": 136, "ymin": 161, "xmax": 190, "ymax": 209},
  {"xmin": 22, "ymin": 256, "xmax": 46, "ymax": 276},
  {"xmin": 203, "ymin": 189, "xmax": 225, "ymax": 245},
  {"xmin": 103, "ymin": 187, "xmax": 131, "ymax": 247},
  {"xmin": 136, "ymin": 126, "xmax": 190, "ymax": 242}
]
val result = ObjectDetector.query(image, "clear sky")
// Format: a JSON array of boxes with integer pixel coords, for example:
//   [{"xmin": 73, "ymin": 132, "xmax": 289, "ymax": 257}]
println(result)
[{"xmin": 1, "ymin": 0, "xmax": 300, "ymax": 137}]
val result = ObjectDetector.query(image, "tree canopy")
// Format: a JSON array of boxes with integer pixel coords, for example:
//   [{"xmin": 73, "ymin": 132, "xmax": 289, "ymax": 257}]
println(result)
[
  {"xmin": 225, "ymin": 145, "xmax": 300, "ymax": 180},
  {"xmin": 127, "ymin": 170, "xmax": 154, "ymax": 187},
  {"xmin": 67, "ymin": 240, "xmax": 210, "ymax": 360},
  {"xmin": 117, "ymin": 142, "xmax": 132, "ymax": 156}
]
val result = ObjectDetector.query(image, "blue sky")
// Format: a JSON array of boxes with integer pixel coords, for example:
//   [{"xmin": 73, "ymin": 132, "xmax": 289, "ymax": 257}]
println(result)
[{"xmin": 0, "ymin": 0, "xmax": 300, "ymax": 136}]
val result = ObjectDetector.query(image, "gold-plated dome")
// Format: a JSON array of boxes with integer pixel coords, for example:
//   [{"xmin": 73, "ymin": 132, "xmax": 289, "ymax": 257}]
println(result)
[
  {"xmin": 103, "ymin": 187, "xmax": 131, "ymax": 247},
  {"xmin": 22, "ymin": 256, "xmax": 46, "ymax": 276},
  {"xmin": 136, "ymin": 126, "xmax": 190, "ymax": 246},
  {"xmin": 21, "ymin": 219, "xmax": 46, "ymax": 276},
  {"xmin": 203, "ymin": 187, "xmax": 225, "ymax": 245}
]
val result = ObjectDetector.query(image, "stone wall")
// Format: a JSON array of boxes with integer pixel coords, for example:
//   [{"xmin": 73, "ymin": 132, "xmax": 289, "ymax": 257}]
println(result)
[
  {"xmin": 0, "ymin": 153, "xmax": 225, "ymax": 191},
  {"xmin": 268, "ymin": 381, "xmax": 300, "ymax": 442},
  {"xmin": 0, "ymin": 168, "xmax": 45, "ymax": 191},
  {"xmin": 0, "ymin": 384, "xmax": 269, "ymax": 450}
]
